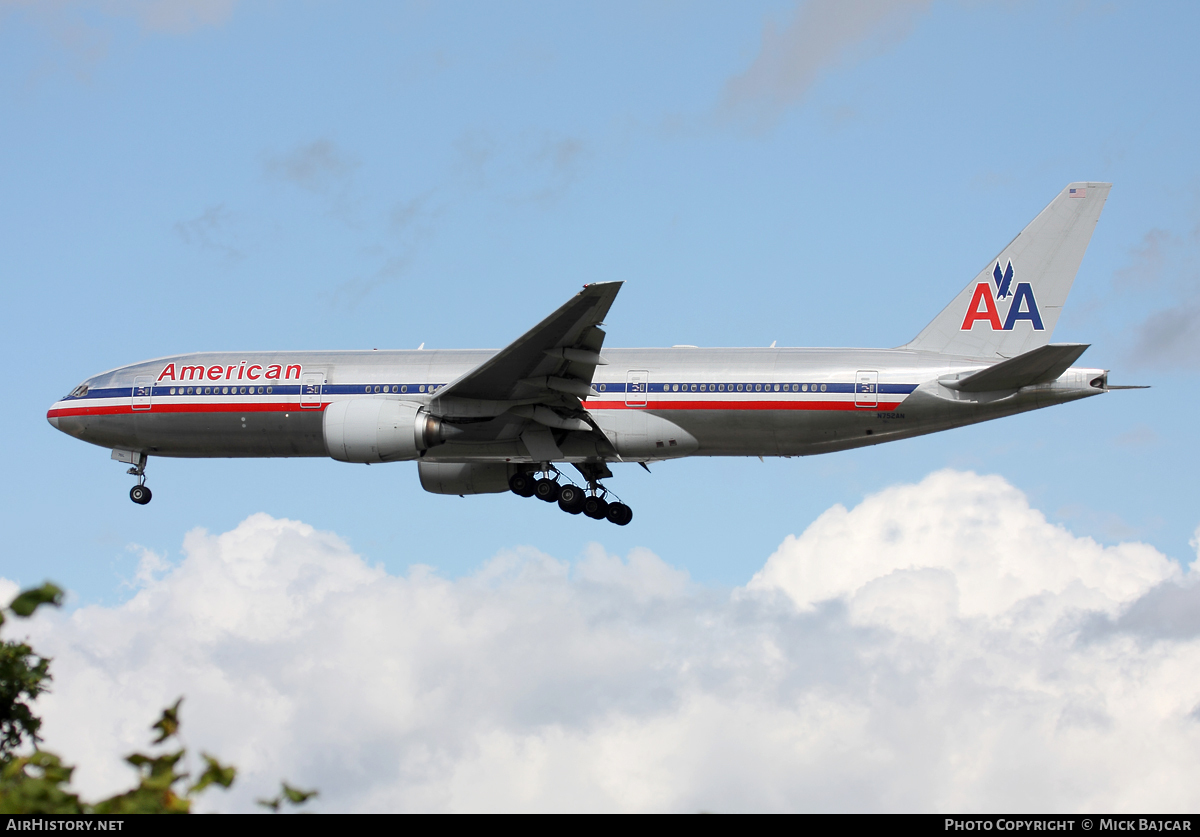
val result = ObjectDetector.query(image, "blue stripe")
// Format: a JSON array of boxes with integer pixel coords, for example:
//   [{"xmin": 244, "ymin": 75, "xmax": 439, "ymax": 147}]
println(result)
[{"xmin": 65, "ymin": 381, "xmax": 920, "ymax": 401}]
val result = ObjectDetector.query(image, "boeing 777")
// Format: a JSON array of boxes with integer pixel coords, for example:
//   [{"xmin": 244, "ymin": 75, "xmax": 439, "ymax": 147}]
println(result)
[{"xmin": 47, "ymin": 183, "xmax": 1135, "ymax": 525}]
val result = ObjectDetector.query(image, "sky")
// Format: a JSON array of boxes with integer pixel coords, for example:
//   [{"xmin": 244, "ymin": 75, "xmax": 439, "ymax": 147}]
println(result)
[{"xmin": 2, "ymin": 0, "xmax": 1199, "ymax": 813}]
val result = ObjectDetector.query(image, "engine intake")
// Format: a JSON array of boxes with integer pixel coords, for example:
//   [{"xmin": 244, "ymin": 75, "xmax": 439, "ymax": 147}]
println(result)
[{"xmin": 323, "ymin": 398, "xmax": 445, "ymax": 463}]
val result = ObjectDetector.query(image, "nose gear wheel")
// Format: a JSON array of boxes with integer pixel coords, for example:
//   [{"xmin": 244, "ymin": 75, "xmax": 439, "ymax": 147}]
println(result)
[{"xmin": 124, "ymin": 453, "xmax": 152, "ymax": 505}]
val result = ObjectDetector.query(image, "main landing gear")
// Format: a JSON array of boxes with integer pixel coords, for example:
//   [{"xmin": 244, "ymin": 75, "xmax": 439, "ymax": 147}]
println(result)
[{"xmin": 508, "ymin": 466, "xmax": 633, "ymax": 526}]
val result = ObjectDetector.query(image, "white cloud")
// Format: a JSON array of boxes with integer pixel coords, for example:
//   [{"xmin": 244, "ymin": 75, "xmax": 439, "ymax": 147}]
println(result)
[
  {"xmin": 748, "ymin": 469, "xmax": 1177, "ymax": 624},
  {"xmin": 20, "ymin": 472, "xmax": 1200, "ymax": 812},
  {"xmin": 264, "ymin": 139, "xmax": 360, "ymax": 195},
  {"xmin": 0, "ymin": 0, "xmax": 237, "ymax": 75},
  {"xmin": 721, "ymin": 0, "xmax": 934, "ymax": 129}
]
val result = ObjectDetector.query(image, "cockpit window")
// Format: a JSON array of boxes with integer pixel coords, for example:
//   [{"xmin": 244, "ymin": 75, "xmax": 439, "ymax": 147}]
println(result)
[{"xmin": 69, "ymin": 383, "xmax": 89, "ymax": 398}]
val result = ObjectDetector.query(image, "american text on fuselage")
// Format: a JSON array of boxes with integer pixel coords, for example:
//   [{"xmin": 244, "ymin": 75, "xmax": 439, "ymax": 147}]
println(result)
[{"xmin": 46, "ymin": 183, "xmax": 1134, "ymax": 523}]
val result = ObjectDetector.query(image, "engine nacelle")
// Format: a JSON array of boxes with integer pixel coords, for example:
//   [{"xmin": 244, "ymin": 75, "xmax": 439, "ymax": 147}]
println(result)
[
  {"xmin": 323, "ymin": 398, "xmax": 442, "ymax": 463},
  {"xmin": 418, "ymin": 462, "xmax": 512, "ymax": 495}
]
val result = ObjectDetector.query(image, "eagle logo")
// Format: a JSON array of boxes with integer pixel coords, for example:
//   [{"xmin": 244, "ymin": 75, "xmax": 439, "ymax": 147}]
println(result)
[{"xmin": 993, "ymin": 261, "xmax": 1014, "ymax": 299}]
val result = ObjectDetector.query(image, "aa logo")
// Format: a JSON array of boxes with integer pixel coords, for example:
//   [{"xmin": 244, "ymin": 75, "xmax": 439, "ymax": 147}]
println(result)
[{"xmin": 960, "ymin": 261, "xmax": 1044, "ymax": 331}]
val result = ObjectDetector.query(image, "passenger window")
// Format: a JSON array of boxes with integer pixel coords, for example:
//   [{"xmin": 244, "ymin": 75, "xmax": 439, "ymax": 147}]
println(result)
[
  {"xmin": 736, "ymin": 384, "xmax": 743, "ymax": 392},
  {"xmin": 690, "ymin": 384, "xmax": 697, "ymax": 392},
  {"xmin": 419, "ymin": 385, "xmax": 426, "ymax": 392},
  {"xmin": 820, "ymin": 384, "xmax": 827, "ymax": 392},
  {"xmin": 401, "ymin": 385, "xmax": 408, "ymax": 393},
  {"xmin": 267, "ymin": 387, "xmax": 273, "ymax": 394}
]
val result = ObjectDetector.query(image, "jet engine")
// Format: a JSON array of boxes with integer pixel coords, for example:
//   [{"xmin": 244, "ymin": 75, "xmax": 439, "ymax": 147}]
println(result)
[
  {"xmin": 418, "ymin": 462, "xmax": 512, "ymax": 495},
  {"xmin": 323, "ymin": 398, "xmax": 445, "ymax": 463}
]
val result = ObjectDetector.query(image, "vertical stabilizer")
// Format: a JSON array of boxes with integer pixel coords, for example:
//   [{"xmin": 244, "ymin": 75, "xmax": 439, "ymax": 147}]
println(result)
[{"xmin": 904, "ymin": 182, "xmax": 1110, "ymax": 358}]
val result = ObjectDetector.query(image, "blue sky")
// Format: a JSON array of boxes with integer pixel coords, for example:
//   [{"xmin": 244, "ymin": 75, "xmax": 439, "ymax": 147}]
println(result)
[
  {"xmin": 6, "ymin": 0, "xmax": 1200, "ymax": 814},
  {"xmin": 3, "ymin": 0, "xmax": 1198, "ymax": 599}
]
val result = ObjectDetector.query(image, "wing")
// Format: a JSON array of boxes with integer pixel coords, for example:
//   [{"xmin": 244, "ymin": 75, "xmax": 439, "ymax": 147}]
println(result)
[{"xmin": 431, "ymin": 281, "xmax": 622, "ymax": 409}]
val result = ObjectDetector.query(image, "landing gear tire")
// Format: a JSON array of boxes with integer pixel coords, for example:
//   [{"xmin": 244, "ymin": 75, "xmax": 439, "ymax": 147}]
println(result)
[
  {"xmin": 583, "ymin": 495, "xmax": 609, "ymax": 520},
  {"xmin": 130, "ymin": 485, "xmax": 152, "ymax": 505},
  {"xmin": 509, "ymin": 473, "xmax": 536, "ymax": 497},
  {"xmin": 534, "ymin": 478, "xmax": 561, "ymax": 503},
  {"xmin": 605, "ymin": 502, "xmax": 633, "ymax": 526},
  {"xmin": 558, "ymin": 485, "xmax": 585, "ymax": 514}
]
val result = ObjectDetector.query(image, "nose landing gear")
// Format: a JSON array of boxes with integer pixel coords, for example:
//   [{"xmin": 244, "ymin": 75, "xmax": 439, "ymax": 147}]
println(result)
[{"xmin": 115, "ymin": 450, "xmax": 152, "ymax": 505}]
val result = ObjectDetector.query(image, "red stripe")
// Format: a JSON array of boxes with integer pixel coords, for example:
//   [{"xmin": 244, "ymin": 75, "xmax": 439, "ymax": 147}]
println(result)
[
  {"xmin": 49, "ymin": 398, "xmax": 905, "ymax": 420},
  {"xmin": 47, "ymin": 402, "xmax": 325, "ymax": 418},
  {"xmin": 584, "ymin": 400, "xmax": 903, "ymax": 411}
]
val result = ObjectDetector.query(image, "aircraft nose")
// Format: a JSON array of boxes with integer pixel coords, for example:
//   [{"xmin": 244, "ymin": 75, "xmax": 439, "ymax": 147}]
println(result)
[{"xmin": 46, "ymin": 409, "xmax": 60, "ymax": 430}]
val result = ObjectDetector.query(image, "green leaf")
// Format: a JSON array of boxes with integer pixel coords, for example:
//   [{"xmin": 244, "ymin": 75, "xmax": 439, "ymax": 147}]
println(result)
[
  {"xmin": 8, "ymin": 584, "xmax": 63, "ymax": 619},
  {"xmin": 151, "ymin": 698, "xmax": 182, "ymax": 744},
  {"xmin": 188, "ymin": 754, "xmax": 235, "ymax": 794},
  {"xmin": 0, "ymin": 750, "xmax": 85, "ymax": 815},
  {"xmin": 281, "ymin": 782, "xmax": 317, "ymax": 804},
  {"xmin": 0, "ymin": 638, "xmax": 53, "ymax": 758},
  {"xmin": 257, "ymin": 782, "xmax": 317, "ymax": 811}
]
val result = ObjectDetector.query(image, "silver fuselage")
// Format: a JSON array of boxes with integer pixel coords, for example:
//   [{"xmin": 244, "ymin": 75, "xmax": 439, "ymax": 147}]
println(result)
[{"xmin": 46, "ymin": 347, "xmax": 1106, "ymax": 464}]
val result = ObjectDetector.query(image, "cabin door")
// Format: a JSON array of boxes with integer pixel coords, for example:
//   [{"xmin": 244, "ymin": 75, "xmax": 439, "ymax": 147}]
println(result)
[
  {"xmin": 300, "ymin": 372, "xmax": 324, "ymax": 409},
  {"xmin": 854, "ymin": 370, "xmax": 879, "ymax": 408},
  {"xmin": 132, "ymin": 376, "xmax": 153, "ymax": 411},
  {"xmin": 625, "ymin": 370, "xmax": 648, "ymax": 407}
]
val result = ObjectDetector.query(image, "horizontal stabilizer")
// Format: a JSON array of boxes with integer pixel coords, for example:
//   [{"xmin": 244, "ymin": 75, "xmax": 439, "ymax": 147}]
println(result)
[{"xmin": 941, "ymin": 343, "xmax": 1090, "ymax": 392}]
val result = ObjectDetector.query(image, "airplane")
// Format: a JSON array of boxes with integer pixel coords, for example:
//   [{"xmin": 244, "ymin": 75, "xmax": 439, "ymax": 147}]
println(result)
[{"xmin": 47, "ymin": 182, "xmax": 1136, "ymax": 525}]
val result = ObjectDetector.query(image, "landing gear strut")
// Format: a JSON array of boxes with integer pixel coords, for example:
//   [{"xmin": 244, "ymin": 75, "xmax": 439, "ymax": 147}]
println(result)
[
  {"xmin": 508, "ymin": 463, "xmax": 633, "ymax": 525},
  {"xmin": 116, "ymin": 450, "xmax": 152, "ymax": 505}
]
